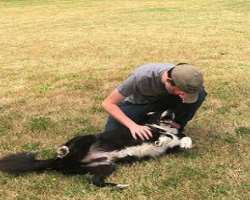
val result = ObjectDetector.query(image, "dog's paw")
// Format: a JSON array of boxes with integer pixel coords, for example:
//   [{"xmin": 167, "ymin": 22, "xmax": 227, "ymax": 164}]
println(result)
[
  {"xmin": 155, "ymin": 136, "xmax": 172, "ymax": 147},
  {"xmin": 116, "ymin": 184, "xmax": 129, "ymax": 189},
  {"xmin": 180, "ymin": 137, "xmax": 192, "ymax": 149},
  {"xmin": 56, "ymin": 146, "xmax": 70, "ymax": 158}
]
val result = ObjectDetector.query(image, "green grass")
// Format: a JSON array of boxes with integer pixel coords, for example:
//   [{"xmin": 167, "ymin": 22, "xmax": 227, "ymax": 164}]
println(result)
[
  {"xmin": 29, "ymin": 117, "xmax": 53, "ymax": 132},
  {"xmin": 0, "ymin": 0, "xmax": 249, "ymax": 199}
]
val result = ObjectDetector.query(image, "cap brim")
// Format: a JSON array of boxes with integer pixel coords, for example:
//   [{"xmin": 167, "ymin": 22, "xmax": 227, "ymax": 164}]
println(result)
[{"xmin": 183, "ymin": 93, "xmax": 199, "ymax": 104}]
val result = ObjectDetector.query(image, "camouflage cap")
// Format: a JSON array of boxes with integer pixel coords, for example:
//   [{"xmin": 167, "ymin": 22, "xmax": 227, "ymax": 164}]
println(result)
[{"xmin": 172, "ymin": 64, "xmax": 204, "ymax": 103}]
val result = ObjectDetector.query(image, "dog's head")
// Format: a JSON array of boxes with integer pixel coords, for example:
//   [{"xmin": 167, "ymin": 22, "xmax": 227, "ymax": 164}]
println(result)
[
  {"xmin": 146, "ymin": 110, "xmax": 178, "ymax": 134},
  {"xmin": 146, "ymin": 110, "xmax": 175, "ymax": 124},
  {"xmin": 158, "ymin": 110, "xmax": 176, "ymax": 124}
]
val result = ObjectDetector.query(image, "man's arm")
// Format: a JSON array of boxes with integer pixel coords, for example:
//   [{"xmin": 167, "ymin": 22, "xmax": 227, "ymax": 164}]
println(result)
[{"xmin": 102, "ymin": 89, "xmax": 152, "ymax": 140}]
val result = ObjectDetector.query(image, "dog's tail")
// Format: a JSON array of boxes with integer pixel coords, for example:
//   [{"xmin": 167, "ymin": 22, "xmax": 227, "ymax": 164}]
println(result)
[
  {"xmin": 0, "ymin": 152, "xmax": 57, "ymax": 174},
  {"xmin": 0, "ymin": 135, "xmax": 97, "ymax": 175}
]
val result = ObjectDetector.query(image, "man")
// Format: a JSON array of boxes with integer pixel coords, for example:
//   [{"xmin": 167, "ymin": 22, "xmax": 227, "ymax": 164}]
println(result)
[{"xmin": 102, "ymin": 63, "xmax": 207, "ymax": 140}]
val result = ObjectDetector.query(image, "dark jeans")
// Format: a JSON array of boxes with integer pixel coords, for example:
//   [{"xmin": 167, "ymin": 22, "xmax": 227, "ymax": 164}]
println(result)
[{"xmin": 105, "ymin": 88, "xmax": 207, "ymax": 131}]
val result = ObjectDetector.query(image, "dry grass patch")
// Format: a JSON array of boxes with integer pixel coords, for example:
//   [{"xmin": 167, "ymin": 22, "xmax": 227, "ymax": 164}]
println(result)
[{"xmin": 0, "ymin": 0, "xmax": 249, "ymax": 199}]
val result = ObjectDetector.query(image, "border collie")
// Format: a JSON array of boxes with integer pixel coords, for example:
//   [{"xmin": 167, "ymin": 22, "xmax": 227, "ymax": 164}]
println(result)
[{"xmin": 0, "ymin": 110, "xmax": 192, "ymax": 188}]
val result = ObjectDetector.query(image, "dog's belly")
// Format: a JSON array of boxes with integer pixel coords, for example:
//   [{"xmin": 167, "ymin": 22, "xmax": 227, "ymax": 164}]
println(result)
[
  {"xmin": 81, "ymin": 150, "xmax": 120, "ymax": 167},
  {"xmin": 117, "ymin": 134, "xmax": 180, "ymax": 158},
  {"xmin": 81, "ymin": 135, "xmax": 179, "ymax": 167}
]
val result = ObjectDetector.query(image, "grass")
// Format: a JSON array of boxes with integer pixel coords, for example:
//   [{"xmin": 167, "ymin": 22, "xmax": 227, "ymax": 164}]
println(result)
[{"xmin": 0, "ymin": 0, "xmax": 249, "ymax": 199}]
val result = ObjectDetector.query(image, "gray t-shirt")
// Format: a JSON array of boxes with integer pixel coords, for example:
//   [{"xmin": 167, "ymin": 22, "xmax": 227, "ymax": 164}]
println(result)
[{"xmin": 117, "ymin": 63, "xmax": 175, "ymax": 104}]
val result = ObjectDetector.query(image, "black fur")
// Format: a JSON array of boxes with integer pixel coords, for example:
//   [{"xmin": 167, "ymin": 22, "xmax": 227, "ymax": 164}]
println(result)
[{"xmin": 0, "ymin": 110, "xmax": 189, "ymax": 188}]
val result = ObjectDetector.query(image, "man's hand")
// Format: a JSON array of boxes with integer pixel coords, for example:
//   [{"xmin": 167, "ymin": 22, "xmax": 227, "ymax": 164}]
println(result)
[{"xmin": 128, "ymin": 124, "xmax": 153, "ymax": 140}]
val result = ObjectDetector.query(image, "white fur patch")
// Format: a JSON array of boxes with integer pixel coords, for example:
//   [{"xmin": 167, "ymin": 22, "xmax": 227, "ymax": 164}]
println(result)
[
  {"xmin": 56, "ymin": 146, "xmax": 70, "ymax": 158},
  {"xmin": 160, "ymin": 111, "xmax": 168, "ymax": 118},
  {"xmin": 180, "ymin": 137, "xmax": 192, "ymax": 149},
  {"xmin": 146, "ymin": 112, "xmax": 156, "ymax": 116},
  {"xmin": 116, "ymin": 184, "xmax": 129, "ymax": 189},
  {"xmin": 117, "ymin": 134, "xmax": 180, "ymax": 159}
]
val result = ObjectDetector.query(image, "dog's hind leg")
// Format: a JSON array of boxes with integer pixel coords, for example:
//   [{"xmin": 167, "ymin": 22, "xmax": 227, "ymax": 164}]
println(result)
[
  {"xmin": 86, "ymin": 163, "xmax": 116, "ymax": 187},
  {"xmin": 88, "ymin": 164, "xmax": 129, "ymax": 189},
  {"xmin": 57, "ymin": 135, "xmax": 96, "ymax": 161}
]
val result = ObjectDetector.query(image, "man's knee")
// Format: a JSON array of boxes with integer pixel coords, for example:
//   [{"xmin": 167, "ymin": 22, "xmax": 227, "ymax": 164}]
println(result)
[{"xmin": 104, "ymin": 116, "xmax": 124, "ymax": 131}]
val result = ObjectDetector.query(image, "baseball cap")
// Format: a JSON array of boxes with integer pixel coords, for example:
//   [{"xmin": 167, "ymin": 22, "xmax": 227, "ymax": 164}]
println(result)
[{"xmin": 171, "ymin": 64, "xmax": 204, "ymax": 103}]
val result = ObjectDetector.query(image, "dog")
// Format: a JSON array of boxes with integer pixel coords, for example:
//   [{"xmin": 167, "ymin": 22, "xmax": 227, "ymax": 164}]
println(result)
[{"xmin": 0, "ymin": 110, "xmax": 192, "ymax": 188}]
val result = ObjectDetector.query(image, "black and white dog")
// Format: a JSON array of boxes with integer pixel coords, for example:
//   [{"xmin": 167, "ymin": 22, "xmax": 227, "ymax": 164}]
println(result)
[{"xmin": 0, "ymin": 110, "xmax": 192, "ymax": 188}]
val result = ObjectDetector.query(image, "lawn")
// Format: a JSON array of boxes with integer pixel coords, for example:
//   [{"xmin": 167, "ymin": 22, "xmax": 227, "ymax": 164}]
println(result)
[{"xmin": 0, "ymin": 0, "xmax": 249, "ymax": 199}]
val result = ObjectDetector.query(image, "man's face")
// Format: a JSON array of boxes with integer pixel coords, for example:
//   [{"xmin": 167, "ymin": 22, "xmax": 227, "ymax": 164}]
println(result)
[{"xmin": 162, "ymin": 76, "xmax": 188, "ymax": 102}]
